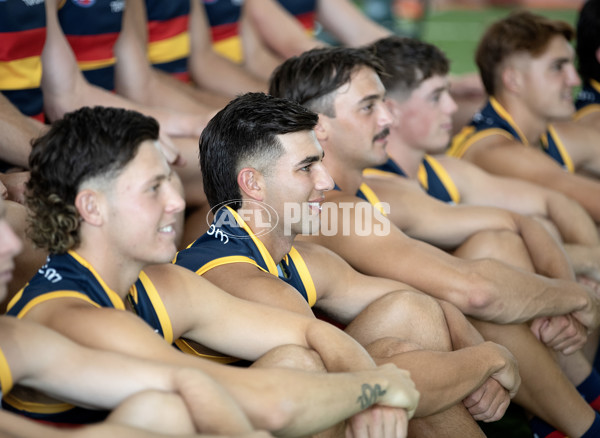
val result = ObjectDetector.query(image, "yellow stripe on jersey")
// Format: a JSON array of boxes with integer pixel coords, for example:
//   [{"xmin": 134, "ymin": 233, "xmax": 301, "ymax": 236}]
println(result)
[
  {"xmin": 489, "ymin": 97, "xmax": 529, "ymax": 145},
  {"xmin": 77, "ymin": 58, "xmax": 116, "ymax": 71},
  {"xmin": 358, "ymin": 182, "xmax": 387, "ymax": 216},
  {"xmin": 544, "ymin": 125, "xmax": 574, "ymax": 173},
  {"xmin": 573, "ymin": 104, "xmax": 600, "ymax": 121},
  {"xmin": 136, "ymin": 271, "xmax": 174, "ymax": 344},
  {"xmin": 196, "ymin": 255, "xmax": 264, "ymax": 276},
  {"xmin": 11, "ymin": 291, "xmax": 102, "ymax": 319},
  {"xmin": 3, "ymin": 393, "xmax": 73, "ymax": 414},
  {"xmin": 0, "ymin": 57, "xmax": 42, "ymax": 89},
  {"xmin": 286, "ymin": 247, "xmax": 316, "ymax": 307},
  {"xmin": 420, "ymin": 155, "xmax": 461, "ymax": 204},
  {"xmin": 174, "ymin": 338, "xmax": 238, "ymax": 364},
  {"xmin": 448, "ymin": 126, "xmax": 514, "ymax": 158},
  {"xmin": 228, "ymin": 207, "xmax": 279, "ymax": 274},
  {"xmin": 68, "ymin": 250, "xmax": 125, "ymax": 309},
  {"xmin": 0, "ymin": 346, "xmax": 14, "ymax": 396},
  {"xmin": 362, "ymin": 168, "xmax": 399, "ymax": 178},
  {"xmin": 148, "ymin": 32, "xmax": 190, "ymax": 65},
  {"xmin": 213, "ymin": 37, "xmax": 243, "ymax": 63}
]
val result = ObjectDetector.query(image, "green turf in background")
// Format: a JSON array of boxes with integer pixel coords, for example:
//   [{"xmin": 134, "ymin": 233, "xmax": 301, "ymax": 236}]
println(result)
[{"xmin": 422, "ymin": 7, "xmax": 579, "ymax": 75}]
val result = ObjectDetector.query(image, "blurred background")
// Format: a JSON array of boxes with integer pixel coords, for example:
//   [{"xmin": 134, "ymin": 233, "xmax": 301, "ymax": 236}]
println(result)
[{"xmin": 340, "ymin": 0, "xmax": 584, "ymax": 75}]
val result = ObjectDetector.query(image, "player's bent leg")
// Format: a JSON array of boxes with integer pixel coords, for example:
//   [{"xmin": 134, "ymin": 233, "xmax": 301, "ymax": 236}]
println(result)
[
  {"xmin": 408, "ymin": 404, "xmax": 486, "ymax": 438},
  {"xmin": 453, "ymin": 229, "xmax": 535, "ymax": 272},
  {"xmin": 471, "ymin": 319, "xmax": 596, "ymax": 437},
  {"xmin": 252, "ymin": 343, "xmax": 327, "ymax": 372},
  {"xmin": 106, "ymin": 390, "xmax": 196, "ymax": 435},
  {"xmin": 344, "ymin": 290, "xmax": 452, "ymax": 352}
]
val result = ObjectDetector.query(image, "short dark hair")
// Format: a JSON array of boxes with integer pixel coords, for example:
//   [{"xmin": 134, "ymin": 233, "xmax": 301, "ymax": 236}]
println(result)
[
  {"xmin": 269, "ymin": 46, "xmax": 384, "ymax": 116},
  {"xmin": 368, "ymin": 36, "xmax": 450, "ymax": 100},
  {"xmin": 26, "ymin": 106, "xmax": 159, "ymax": 253},
  {"xmin": 577, "ymin": 0, "xmax": 600, "ymax": 82},
  {"xmin": 199, "ymin": 92, "xmax": 319, "ymax": 211},
  {"xmin": 475, "ymin": 10, "xmax": 574, "ymax": 95}
]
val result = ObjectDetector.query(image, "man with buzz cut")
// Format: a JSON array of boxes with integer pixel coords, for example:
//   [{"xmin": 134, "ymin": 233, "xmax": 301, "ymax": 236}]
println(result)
[
  {"xmin": 268, "ymin": 45, "xmax": 600, "ymax": 438},
  {"xmin": 6, "ymin": 105, "xmax": 424, "ymax": 438},
  {"xmin": 175, "ymin": 90, "xmax": 522, "ymax": 437}
]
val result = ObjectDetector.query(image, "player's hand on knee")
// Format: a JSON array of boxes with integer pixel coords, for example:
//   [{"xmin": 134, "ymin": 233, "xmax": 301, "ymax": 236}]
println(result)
[
  {"xmin": 463, "ymin": 377, "xmax": 510, "ymax": 422},
  {"xmin": 345, "ymin": 406, "xmax": 408, "ymax": 438},
  {"xmin": 374, "ymin": 363, "xmax": 420, "ymax": 419}
]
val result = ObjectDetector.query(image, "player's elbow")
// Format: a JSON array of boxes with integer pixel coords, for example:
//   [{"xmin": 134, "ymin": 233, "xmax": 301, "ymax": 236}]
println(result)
[
  {"xmin": 450, "ymin": 267, "xmax": 499, "ymax": 318},
  {"xmin": 254, "ymin": 396, "xmax": 299, "ymax": 435}
]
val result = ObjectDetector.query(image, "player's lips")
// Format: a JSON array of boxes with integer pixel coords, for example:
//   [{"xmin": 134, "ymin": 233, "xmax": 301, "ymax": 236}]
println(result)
[
  {"xmin": 0, "ymin": 266, "xmax": 14, "ymax": 285},
  {"xmin": 307, "ymin": 198, "xmax": 324, "ymax": 213},
  {"xmin": 158, "ymin": 224, "xmax": 175, "ymax": 233}
]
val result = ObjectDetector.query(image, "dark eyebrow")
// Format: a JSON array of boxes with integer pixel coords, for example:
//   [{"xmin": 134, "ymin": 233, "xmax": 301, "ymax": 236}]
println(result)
[
  {"xmin": 430, "ymin": 85, "xmax": 448, "ymax": 96},
  {"xmin": 147, "ymin": 169, "xmax": 172, "ymax": 187},
  {"xmin": 296, "ymin": 151, "xmax": 325, "ymax": 167},
  {"xmin": 357, "ymin": 94, "xmax": 381, "ymax": 106}
]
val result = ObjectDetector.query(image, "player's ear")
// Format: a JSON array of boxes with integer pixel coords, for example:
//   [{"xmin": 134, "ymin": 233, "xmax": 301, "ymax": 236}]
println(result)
[
  {"xmin": 75, "ymin": 189, "xmax": 103, "ymax": 226},
  {"xmin": 314, "ymin": 114, "xmax": 330, "ymax": 142},
  {"xmin": 237, "ymin": 167, "xmax": 264, "ymax": 201},
  {"xmin": 502, "ymin": 65, "xmax": 523, "ymax": 93},
  {"xmin": 595, "ymin": 47, "xmax": 600, "ymax": 66}
]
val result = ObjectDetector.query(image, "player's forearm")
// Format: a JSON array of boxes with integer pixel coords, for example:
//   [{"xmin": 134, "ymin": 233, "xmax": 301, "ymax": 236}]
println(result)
[
  {"xmin": 468, "ymin": 258, "xmax": 592, "ymax": 324},
  {"xmin": 305, "ymin": 319, "xmax": 377, "ymax": 371},
  {"xmin": 437, "ymin": 300, "xmax": 485, "ymax": 350},
  {"xmin": 189, "ymin": 51, "xmax": 268, "ymax": 97},
  {"xmin": 512, "ymin": 213, "xmax": 574, "ymax": 280},
  {"xmin": 565, "ymin": 244, "xmax": 600, "ymax": 282},
  {"xmin": 212, "ymin": 365, "xmax": 410, "ymax": 438},
  {"xmin": 0, "ymin": 96, "xmax": 46, "ymax": 168},
  {"xmin": 387, "ymin": 343, "xmax": 508, "ymax": 417},
  {"xmin": 546, "ymin": 192, "xmax": 600, "ymax": 245},
  {"xmin": 173, "ymin": 368, "xmax": 254, "ymax": 435},
  {"xmin": 316, "ymin": 0, "xmax": 391, "ymax": 47}
]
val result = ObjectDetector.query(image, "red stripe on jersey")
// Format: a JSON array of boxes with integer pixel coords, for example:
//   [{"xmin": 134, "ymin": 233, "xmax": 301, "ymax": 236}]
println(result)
[
  {"xmin": 66, "ymin": 33, "xmax": 119, "ymax": 62},
  {"xmin": 148, "ymin": 15, "xmax": 189, "ymax": 42},
  {"xmin": 0, "ymin": 28, "xmax": 46, "ymax": 61}
]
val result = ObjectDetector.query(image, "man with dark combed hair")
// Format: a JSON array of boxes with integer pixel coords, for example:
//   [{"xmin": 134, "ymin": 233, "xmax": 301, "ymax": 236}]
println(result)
[
  {"xmin": 269, "ymin": 43, "xmax": 600, "ymax": 438},
  {"xmin": 175, "ymin": 90, "xmax": 525, "ymax": 437},
  {"xmin": 8, "ymin": 105, "xmax": 424, "ymax": 436}
]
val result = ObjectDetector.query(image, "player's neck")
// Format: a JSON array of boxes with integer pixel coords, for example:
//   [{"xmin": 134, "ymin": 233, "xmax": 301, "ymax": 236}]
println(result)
[
  {"xmin": 386, "ymin": 137, "xmax": 423, "ymax": 179},
  {"xmin": 251, "ymin": 223, "xmax": 294, "ymax": 264},
  {"xmin": 496, "ymin": 94, "xmax": 549, "ymax": 145},
  {"xmin": 323, "ymin": 155, "xmax": 364, "ymax": 194},
  {"xmin": 75, "ymin": 240, "xmax": 144, "ymax": 299}
]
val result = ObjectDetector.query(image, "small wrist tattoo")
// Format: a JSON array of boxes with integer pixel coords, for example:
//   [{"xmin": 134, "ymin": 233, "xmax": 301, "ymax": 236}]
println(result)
[{"xmin": 357, "ymin": 383, "xmax": 387, "ymax": 409}]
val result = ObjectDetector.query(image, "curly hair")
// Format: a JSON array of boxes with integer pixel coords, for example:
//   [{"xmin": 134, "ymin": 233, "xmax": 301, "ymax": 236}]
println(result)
[
  {"xmin": 199, "ymin": 92, "xmax": 318, "ymax": 211},
  {"xmin": 368, "ymin": 36, "xmax": 449, "ymax": 101},
  {"xmin": 476, "ymin": 10, "xmax": 574, "ymax": 96},
  {"xmin": 26, "ymin": 106, "xmax": 159, "ymax": 253}
]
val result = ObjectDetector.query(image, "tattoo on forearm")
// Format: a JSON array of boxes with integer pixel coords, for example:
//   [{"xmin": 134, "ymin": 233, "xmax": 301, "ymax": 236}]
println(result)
[{"xmin": 357, "ymin": 384, "xmax": 387, "ymax": 409}]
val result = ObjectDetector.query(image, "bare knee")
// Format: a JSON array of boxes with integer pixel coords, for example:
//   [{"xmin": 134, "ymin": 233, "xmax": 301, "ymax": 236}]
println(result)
[
  {"xmin": 107, "ymin": 390, "xmax": 195, "ymax": 434},
  {"xmin": 253, "ymin": 344, "xmax": 326, "ymax": 372},
  {"xmin": 347, "ymin": 290, "xmax": 452, "ymax": 352},
  {"xmin": 455, "ymin": 229, "xmax": 534, "ymax": 271},
  {"xmin": 365, "ymin": 337, "xmax": 424, "ymax": 364}
]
